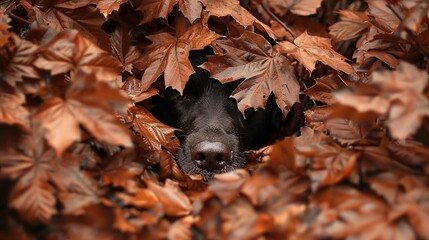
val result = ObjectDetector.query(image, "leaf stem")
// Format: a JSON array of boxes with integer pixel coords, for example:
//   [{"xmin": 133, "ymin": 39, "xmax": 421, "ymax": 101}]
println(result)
[
  {"xmin": 261, "ymin": 0, "xmax": 297, "ymax": 40},
  {"xmin": 8, "ymin": 12, "xmax": 32, "ymax": 25}
]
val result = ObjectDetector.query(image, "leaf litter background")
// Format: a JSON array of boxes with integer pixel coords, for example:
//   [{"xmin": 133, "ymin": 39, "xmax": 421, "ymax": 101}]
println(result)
[{"xmin": 1, "ymin": 0, "xmax": 429, "ymax": 239}]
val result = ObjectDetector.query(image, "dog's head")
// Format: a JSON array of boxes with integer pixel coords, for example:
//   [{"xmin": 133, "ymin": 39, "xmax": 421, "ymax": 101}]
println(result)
[{"xmin": 174, "ymin": 79, "xmax": 247, "ymax": 180}]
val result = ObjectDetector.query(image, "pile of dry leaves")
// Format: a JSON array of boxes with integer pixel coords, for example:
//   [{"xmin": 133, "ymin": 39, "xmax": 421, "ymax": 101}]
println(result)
[{"xmin": 0, "ymin": 0, "xmax": 428, "ymax": 239}]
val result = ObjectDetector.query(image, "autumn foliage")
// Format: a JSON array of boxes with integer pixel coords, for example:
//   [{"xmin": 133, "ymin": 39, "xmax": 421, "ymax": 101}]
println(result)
[{"xmin": 1, "ymin": 0, "xmax": 429, "ymax": 239}]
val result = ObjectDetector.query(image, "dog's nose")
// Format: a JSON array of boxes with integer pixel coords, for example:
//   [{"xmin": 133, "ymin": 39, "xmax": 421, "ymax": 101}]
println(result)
[{"xmin": 191, "ymin": 141, "xmax": 231, "ymax": 171}]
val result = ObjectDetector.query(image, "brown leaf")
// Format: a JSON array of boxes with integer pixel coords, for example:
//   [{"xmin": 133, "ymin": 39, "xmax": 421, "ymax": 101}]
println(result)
[
  {"xmin": 130, "ymin": 106, "xmax": 180, "ymax": 152},
  {"xmin": 21, "ymin": 0, "xmax": 111, "ymax": 50},
  {"xmin": 296, "ymin": 139, "xmax": 360, "ymax": 190},
  {"xmin": 34, "ymin": 30, "xmax": 121, "ymax": 81},
  {"xmin": 304, "ymin": 105, "xmax": 333, "ymax": 132},
  {"xmin": 1, "ymin": 123, "xmax": 58, "ymax": 223},
  {"xmin": 140, "ymin": 18, "xmax": 220, "ymax": 94},
  {"xmin": 168, "ymin": 216, "xmax": 197, "ymax": 240},
  {"xmin": 303, "ymin": 73, "xmax": 349, "ymax": 105},
  {"xmin": 202, "ymin": 30, "xmax": 300, "ymax": 116},
  {"xmin": 221, "ymin": 198, "xmax": 273, "ymax": 239},
  {"xmin": 352, "ymin": 27, "xmax": 400, "ymax": 68},
  {"xmin": 335, "ymin": 61, "xmax": 429, "ymax": 139},
  {"xmin": 117, "ymin": 188, "xmax": 159, "ymax": 209},
  {"xmin": 279, "ymin": 31, "xmax": 357, "ymax": 76},
  {"xmin": 270, "ymin": 0, "xmax": 323, "ymax": 16},
  {"xmin": 308, "ymin": 186, "xmax": 414, "ymax": 240},
  {"xmin": 110, "ymin": 25, "xmax": 142, "ymax": 73},
  {"xmin": 101, "ymin": 150, "xmax": 144, "ymax": 192},
  {"xmin": 178, "ymin": 0, "xmax": 203, "ymax": 23},
  {"xmin": 241, "ymin": 169, "xmax": 278, "ymax": 205},
  {"xmin": 10, "ymin": 169, "xmax": 57, "ymax": 223},
  {"xmin": 209, "ymin": 169, "xmax": 249, "ymax": 205},
  {"xmin": 325, "ymin": 118, "xmax": 379, "ymax": 145},
  {"xmin": 146, "ymin": 179, "xmax": 192, "ymax": 216},
  {"xmin": 159, "ymin": 150, "xmax": 187, "ymax": 181},
  {"xmin": 329, "ymin": 10, "xmax": 369, "ymax": 42},
  {"xmin": 53, "ymin": 156, "xmax": 100, "ymax": 215},
  {"xmin": 0, "ymin": 92, "xmax": 29, "ymax": 128},
  {"xmin": 367, "ymin": 0, "xmax": 401, "ymax": 33},
  {"xmin": 137, "ymin": 0, "xmax": 178, "ymax": 24}
]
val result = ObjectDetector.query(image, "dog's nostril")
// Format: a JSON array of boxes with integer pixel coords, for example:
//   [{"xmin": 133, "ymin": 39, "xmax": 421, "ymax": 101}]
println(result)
[{"xmin": 191, "ymin": 141, "xmax": 231, "ymax": 171}]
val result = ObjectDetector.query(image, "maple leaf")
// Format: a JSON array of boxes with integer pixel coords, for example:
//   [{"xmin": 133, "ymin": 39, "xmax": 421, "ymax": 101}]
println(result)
[
  {"xmin": 0, "ymin": 34, "xmax": 39, "ymax": 86},
  {"xmin": 20, "ymin": 0, "xmax": 111, "ymax": 50},
  {"xmin": 200, "ymin": 0, "xmax": 275, "ymax": 38},
  {"xmin": 279, "ymin": 31, "xmax": 357, "ymax": 76},
  {"xmin": 140, "ymin": 18, "xmax": 220, "ymax": 94},
  {"xmin": 34, "ymin": 30, "xmax": 122, "ymax": 81},
  {"xmin": 269, "ymin": 0, "xmax": 323, "ymax": 16},
  {"xmin": 335, "ymin": 61, "xmax": 429, "ymax": 139},
  {"xmin": 202, "ymin": 30, "xmax": 300, "ymax": 116},
  {"xmin": 96, "ymin": 0, "xmax": 128, "ymax": 18},
  {"xmin": 110, "ymin": 26, "xmax": 142, "ymax": 73},
  {"xmin": 34, "ymin": 73, "xmax": 133, "ymax": 155},
  {"xmin": 329, "ymin": 10, "xmax": 370, "ymax": 42},
  {"xmin": 129, "ymin": 106, "xmax": 180, "ymax": 152},
  {"xmin": 0, "ymin": 92, "xmax": 30, "ymax": 128}
]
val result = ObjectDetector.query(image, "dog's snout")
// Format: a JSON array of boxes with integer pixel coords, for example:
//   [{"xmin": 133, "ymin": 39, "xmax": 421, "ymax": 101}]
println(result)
[{"xmin": 191, "ymin": 141, "xmax": 231, "ymax": 171}]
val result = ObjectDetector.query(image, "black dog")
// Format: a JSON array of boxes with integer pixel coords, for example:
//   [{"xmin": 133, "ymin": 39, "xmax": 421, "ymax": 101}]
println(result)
[{"xmin": 152, "ymin": 50, "xmax": 279, "ymax": 180}]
